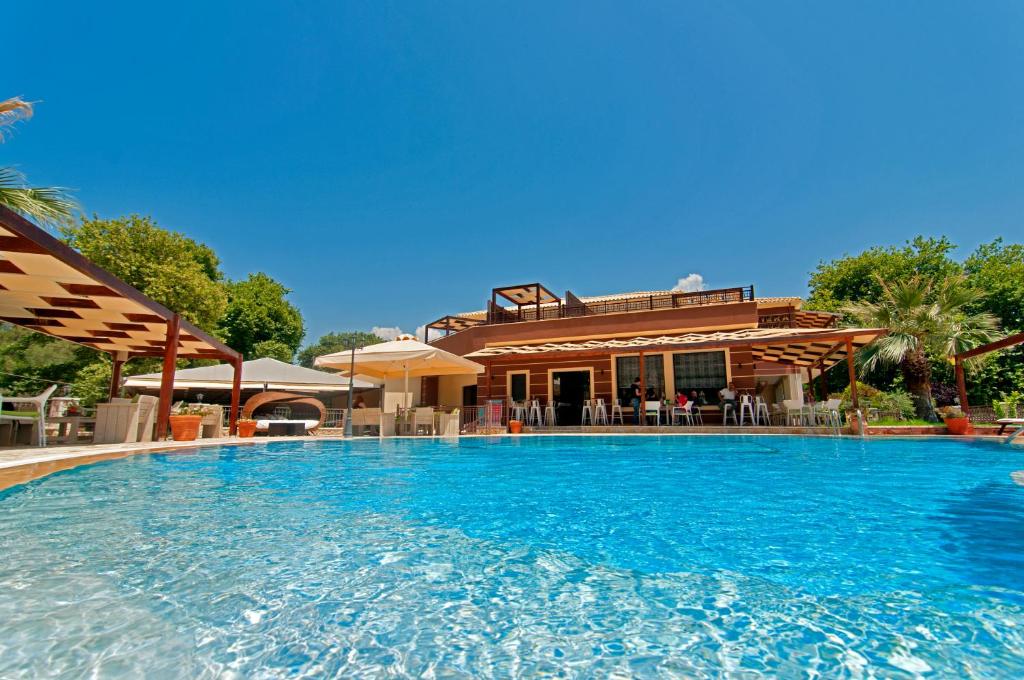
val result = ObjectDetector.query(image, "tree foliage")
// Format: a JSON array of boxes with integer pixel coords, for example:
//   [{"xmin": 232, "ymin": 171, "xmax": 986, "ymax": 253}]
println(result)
[
  {"xmin": 62, "ymin": 215, "xmax": 227, "ymax": 331},
  {"xmin": 218, "ymin": 273, "xmax": 304, "ymax": 361},
  {"xmin": 297, "ymin": 331, "xmax": 384, "ymax": 368}
]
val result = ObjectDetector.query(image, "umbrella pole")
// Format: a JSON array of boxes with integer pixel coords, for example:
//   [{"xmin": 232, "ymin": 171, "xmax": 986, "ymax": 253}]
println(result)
[
  {"xmin": 404, "ymin": 366, "xmax": 410, "ymax": 410},
  {"xmin": 344, "ymin": 344, "xmax": 355, "ymax": 438}
]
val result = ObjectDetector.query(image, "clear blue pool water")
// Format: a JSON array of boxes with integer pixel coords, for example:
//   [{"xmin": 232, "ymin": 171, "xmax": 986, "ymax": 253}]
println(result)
[{"xmin": 1, "ymin": 436, "xmax": 1023, "ymax": 677}]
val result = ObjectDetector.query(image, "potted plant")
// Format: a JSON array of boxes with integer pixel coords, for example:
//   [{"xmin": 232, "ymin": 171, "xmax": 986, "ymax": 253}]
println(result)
[
  {"xmin": 237, "ymin": 418, "xmax": 258, "ymax": 438},
  {"xmin": 168, "ymin": 403, "xmax": 210, "ymax": 441},
  {"xmin": 937, "ymin": 406, "xmax": 972, "ymax": 435}
]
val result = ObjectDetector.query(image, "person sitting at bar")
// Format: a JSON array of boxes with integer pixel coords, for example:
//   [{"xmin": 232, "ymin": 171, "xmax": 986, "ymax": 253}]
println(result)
[
  {"xmin": 719, "ymin": 382, "xmax": 737, "ymax": 412},
  {"xmin": 675, "ymin": 391, "xmax": 689, "ymax": 408}
]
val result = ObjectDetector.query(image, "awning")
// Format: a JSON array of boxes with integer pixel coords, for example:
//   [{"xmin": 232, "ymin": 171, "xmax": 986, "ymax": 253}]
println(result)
[
  {"xmin": 125, "ymin": 357, "xmax": 378, "ymax": 392},
  {"xmin": 315, "ymin": 337, "xmax": 485, "ymax": 379},
  {"xmin": 465, "ymin": 327, "xmax": 885, "ymax": 369},
  {"xmin": 493, "ymin": 283, "xmax": 559, "ymax": 306},
  {"xmin": 0, "ymin": 206, "xmax": 236, "ymax": 360}
]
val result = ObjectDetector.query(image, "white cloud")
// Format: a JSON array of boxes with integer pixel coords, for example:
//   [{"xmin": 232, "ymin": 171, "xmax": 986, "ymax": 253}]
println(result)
[
  {"xmin": 371, "ymin": 325, "xmax": 428, "ymax": 341},
  {"xmin": 671, "ymin": 273, "xmax": 706, "ymax": 293},
  {"xmin": 371, "ymin": 326, "xmax": 404, "ymax": 341}
]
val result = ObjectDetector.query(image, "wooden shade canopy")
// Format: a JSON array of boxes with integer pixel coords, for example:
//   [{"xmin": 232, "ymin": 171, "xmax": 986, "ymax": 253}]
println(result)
[{"xmin": 0, "ymin": 206, "xmax": 243, "ymax": 438}]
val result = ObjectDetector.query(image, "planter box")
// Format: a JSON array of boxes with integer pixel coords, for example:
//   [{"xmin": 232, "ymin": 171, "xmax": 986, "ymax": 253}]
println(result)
[
  {"xmin": 237, "ymin": 421, "xmax": 257, "ymax": 438},
  {"xmin": 169, "ymin": 415, "xmax": 203, "ymax": 441}
]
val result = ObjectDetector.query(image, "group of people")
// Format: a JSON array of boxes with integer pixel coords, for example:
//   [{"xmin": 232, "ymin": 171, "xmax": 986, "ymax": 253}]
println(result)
[{"xmin": 626, "ymin": 377, "xmax": 739, "ymax": 424}]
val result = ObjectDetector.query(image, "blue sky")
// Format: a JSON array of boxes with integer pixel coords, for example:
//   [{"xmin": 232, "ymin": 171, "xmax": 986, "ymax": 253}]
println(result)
[{"xmin": 7, "ymin": 2, "xmax": 1024, "ymax": 344}]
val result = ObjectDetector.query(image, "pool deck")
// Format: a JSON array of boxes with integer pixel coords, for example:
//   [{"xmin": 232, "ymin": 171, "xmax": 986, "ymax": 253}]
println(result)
[{"xmin": 1, "ymin": 429, "xmax": 1020, "ymax": 492}]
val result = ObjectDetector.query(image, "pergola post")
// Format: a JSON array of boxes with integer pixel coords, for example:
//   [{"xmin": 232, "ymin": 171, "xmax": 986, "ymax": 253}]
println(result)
[
  {"xmin": 845, "ymin": 338, "xmax": 859, "ymax": 411},
  {"xmin": 155, "ymin": 314, "xmax": 180, "ymax": 440},
  {"xmin": 818, "ymin": 358, "xmax": 828, "ymax": 401},
  {"xmin": 108, "ymin": 351, "xmax": 127, "ymax": 401},
  {"xmin": 638, "ymin": 351, "xmax": 646, "ymax": 425},
  {"xmin": 955, "ymin": 356, "xmax": 969, "ymax": 414},
  {"xmin": 228, "ymin": 354, "xmax": 243, "ymax": 435}
]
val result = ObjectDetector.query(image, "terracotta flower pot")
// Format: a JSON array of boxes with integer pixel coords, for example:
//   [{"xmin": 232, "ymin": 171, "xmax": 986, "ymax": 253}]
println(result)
[
  {"xmin": 237, "ymin": 421, "xmax": 258, "ymax": 438},
  {"xmin": 169, "ymin": 415, "xmax": 203, "ymax": 441},
  {"xmin": 508, "ymin": 420, "xmax": 523, "ymax": 434},
  {"xmin": 944, "ymin": 417, "xmax": 972, "ymax": 435}
]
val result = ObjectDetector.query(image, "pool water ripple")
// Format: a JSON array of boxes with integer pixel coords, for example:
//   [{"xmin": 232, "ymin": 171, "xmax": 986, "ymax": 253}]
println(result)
[{"xmin": 1, "ymin": 435, "xmax": 1023, "ymax": 677}]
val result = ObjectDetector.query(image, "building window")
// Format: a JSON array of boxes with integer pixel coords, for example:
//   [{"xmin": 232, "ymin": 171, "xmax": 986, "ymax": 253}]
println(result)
[
  {"xmin": 508, "ymin": 372, "xmax": 528, "ymax": 402},
  {"xmin": 673, "ymin": 351, "xmax": 727, "ymax": 400},
  {"xmin": 615, "ymin": 354, "xmax": 666, "ymax": 401}
]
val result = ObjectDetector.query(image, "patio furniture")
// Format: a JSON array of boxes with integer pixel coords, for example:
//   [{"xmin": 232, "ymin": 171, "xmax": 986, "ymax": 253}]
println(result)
[
  {"xmin": 242, "ymin": 391, "xmax": 326, "ymax": 431},
  {"xmin": 672, "ymin": 402, "xmax": 695, "ymax": 426},
  {"xmin": 199, "ymin": 405, "xmax": 224, "ymax": 438},
  {"xmin": 2, "ymin": 385, "xmax": 58, "ymax": 446},
  {"xmin": 527, "ymin": 400, "xmax": 542, "ymax": 426},
  {"xmin": 644, "ymin": 400, "xmax": 661, "ymax": 425},
  {"xmin": 754, "ymin": 397, "xmax": 770, "ymax": 426},
  {"xmin": 50, "ymin": 415, "xmax": 97, "ymax": 444},
  {"xmin": 267, "ymin": 421, "xmax": 306, "ymax": 436},
  {"xmin": 997, "ymin": 418, "xmax": 1024, "ymax": 435},
  {"xmin": 437, "ymin": 409, "xmax": 460, "ymax": 437},
  {"xmin": 593, "ymin": 399, "xmax": 609, "ymax": 425},
  {"xmin": 610, "ymin": 402, "xmax": 624, "ymax": 425},
  {"xmin": 94, "ymin": 398, "xmax": 144, "ymax": 444},
  {"xmin": 543, "ymin": 402, "xmax": 557, "ymax": 426},
  {"xmin": 722, "ymin": 402, "xmax": 738, "ymax": 426},
  {"xmin": 738, "ymin": 395, "xmax": 755, "ymax": 426},
  {"xmin": 782, "ymin": 399, "xmax": 805, "ymax": 426},
  {"xmin": 350, "ymin": 407, "xmax": 381, "ymax": 436},
  {"xmin": 510, "ymin": 401, "xmax": 527, "ymax": 423},
  {"xmin": 412, "ymin": 407, "xmax": 435, "ymax": 435},
  {"xmin": 581, "ymin": 400, "xmax": 594, "ymax": 425}
]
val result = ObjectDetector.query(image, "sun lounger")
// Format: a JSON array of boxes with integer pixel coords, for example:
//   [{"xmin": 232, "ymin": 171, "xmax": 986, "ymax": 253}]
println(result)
[{"xmin": 996, "ymin": 418, "xmax": 1024, "ymax": 435}]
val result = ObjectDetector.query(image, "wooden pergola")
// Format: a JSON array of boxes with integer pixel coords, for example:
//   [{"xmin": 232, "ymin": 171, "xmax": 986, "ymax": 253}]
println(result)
[
  {"xmin": 954, "ymin": 330, "xmax": 1024, "ymax": 414},
  {"xmin": 0, "ymin": 206, "xmax": 243, "ymax": 438}
]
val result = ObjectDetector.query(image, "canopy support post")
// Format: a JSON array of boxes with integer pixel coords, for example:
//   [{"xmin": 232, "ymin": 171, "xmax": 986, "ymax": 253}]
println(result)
[
  {"xmin": 845, "ymin": 338, "xmax": 859, "ymax": 411},
  {"xmin": 228, "ymin": 354, "xmax": 242, "ymax": 435},
  {"xmin": 638, "ymin": 351, "xmax": 646, "ymax": 426},
  {"xmin": 955, "ymin": 356, "xmax": 970, "ymax": 415},
  {"xmin": 108, "ymin": 351, "xmax": 127, "ymax": 401},
  {"xmin": 155, "ymin": 314, "xmax": 180, "ymax": 440}
]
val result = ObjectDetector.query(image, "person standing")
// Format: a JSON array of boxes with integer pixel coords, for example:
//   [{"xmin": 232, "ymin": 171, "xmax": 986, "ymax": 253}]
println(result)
[{"xmin": 630, "ymin": 377, "xmax": 643, "ymax": 424}]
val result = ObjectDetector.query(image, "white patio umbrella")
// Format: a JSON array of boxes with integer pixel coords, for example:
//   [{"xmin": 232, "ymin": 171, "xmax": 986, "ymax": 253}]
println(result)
[{"xmin": 313, "ymin": 335, "xmax": 484, "ymax": 409}]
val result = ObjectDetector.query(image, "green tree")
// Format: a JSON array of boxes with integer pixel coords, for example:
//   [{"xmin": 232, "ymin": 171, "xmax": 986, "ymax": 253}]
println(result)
[
  {"xmin": 218, "ymin": 273, "xmax": 304, "ymax": 360},
  {"xmin": 297, "ymin": 331, "xmax": 384, "ymax": 368},
  {"xmin": 62, "ymin": 214, "xmax": 228, "ymax": 331},
  {"xmin": 0, "ymin": 97, "xmax": 77, "ymax": 225},
  {"xmin": 251, "ymin": 339, "xmax": 296, "ymax": 362},
  {"xmin": 842, "ymin": 275, "xmax": 999, "ymax": 421},
  {"xmin": 964, "ymin": 238, "xmax": 1024, "ymax": 332},
  {"xmin": 807, "ymin": 236, "xmax": 961, "ymax": 312}
]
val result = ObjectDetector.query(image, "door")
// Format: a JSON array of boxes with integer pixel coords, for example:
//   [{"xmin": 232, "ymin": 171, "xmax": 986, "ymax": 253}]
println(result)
[{"xmin": 551, "ymin": 370, "xmax": 591, "ymax": 425}]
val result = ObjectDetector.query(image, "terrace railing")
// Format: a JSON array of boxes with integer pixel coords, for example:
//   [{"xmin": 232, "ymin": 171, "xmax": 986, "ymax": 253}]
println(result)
[{"xmin": 485, "ymin": 286, "xmax": 754, "ymax": 325}]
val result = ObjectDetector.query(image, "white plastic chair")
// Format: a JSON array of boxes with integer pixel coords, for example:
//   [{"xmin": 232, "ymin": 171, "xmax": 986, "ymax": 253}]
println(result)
[
  {"xmin": 782, "ymin": 399, "xmax": 805, "ymax": 426},
  {"xmin": 543, "ymin": 402, "xmax": 557, "ymax": 426},
  {"xmin": 722, "ymin": 402, "xmax": 738, "ymax": 426},
  {"xmin": 527, "ymin": 400, "xmax": 542, "ymax": 426},
  {"xmin": 644, "ymin": 401, "xmax": 661, "ymax": 426},
  {"xmin": 510, "ymin": 401, "xmax": 527, "ymax": 423},
  {"xmin": 754, "ymin": 396, "xmax": 770, "ymax": 426},
  {"xmin": 672, "ymin": 402, "xmax": 694, "ymax": 425},
  {"xmin": 3, "ymin": 385, "xmax": 58, "ymax": 446},
  {"xmin": 581, "ymin": 400, "xmax": 594, "ymax": 426},
  {"xmin": 738, "ymin": 394, "xmax": 755, "ymax": 426},
  {"xmin": 413, "ymin": 407, "xmax": 435, "ymax": 435},
  {"xmin": 594, "ymin": 398, "xmax": 608, "ymax": 425},
  {"xmin": 610, "ymin": 402, "xmax": 624, "ymax": 425}
]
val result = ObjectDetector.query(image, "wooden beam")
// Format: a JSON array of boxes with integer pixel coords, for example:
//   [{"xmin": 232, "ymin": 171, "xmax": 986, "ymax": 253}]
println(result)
[
  {"xmin": 955, "ymin": 330, "xmax": 1024, "ymax": 360},
  {"xmin": 846, "ymin": 338, "xmax": 859, "ymax": 411},
  {"xmin": 638, "ymin": 351, "xmax": 645, "ymax": 425},
  {"xmin": 955, "ymin": 356, "xmax": 969, "ymax": 414},
  {"xmin": 228, "ymin": 354, "xmax": 243, "ymax": 435},
  {"xmin": 155, "ymin": 315, "xmax": 180, "ymax": 440}
]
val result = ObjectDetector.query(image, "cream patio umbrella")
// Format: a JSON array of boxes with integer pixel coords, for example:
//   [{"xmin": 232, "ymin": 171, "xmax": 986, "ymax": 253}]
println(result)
[{"xmin": 313, "ymin": 335, "xmax": 484, "ymax": 409}]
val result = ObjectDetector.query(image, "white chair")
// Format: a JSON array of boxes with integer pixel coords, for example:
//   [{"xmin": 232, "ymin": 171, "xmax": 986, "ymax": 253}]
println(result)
[
  {"xmin": 581, "ymin": 399, "xmax": 594, "ymax": 425},
  {"xmin": 413, "ymin": 407, "xmax": 435, "ymax": 435},
  {"xmin": 510, "ymin": 401, "xmax": 527, "ymax": 423},
  {"xmin": 594, "ymin": 398, "xmax": 609, "ymax": 425},
  {"xmin": 610, "ymin": 402, "xmax": 624, "ymax": 425},
  {"xmin": 722, "ymin": 402, "xmax": 738, "ymax": 426},
  {"xmin": 644, "ymin": 401, "xmax": 661, "ymax": 425},
  {"xmin": 818, "ymin": 399, "xmax": 842, "ymax": 428},
  {"xmin": 754, "ymin": 397, "xmax": 770, "ymax": 426},
  {"xmin": 1, "ymin": 384, "xmax": 58, "ymax": 446},
  {"xmin": 690, "ymin": 403, "xmax": 704, "ymax": 426},
  {"xmin": 672, "ymin": 402, "xmax": 693, "ymax": 425},
  {"xmin": 738, "ymin": 394, "xmax": 755, "ymax": 426},
  {"xmin": 782, "ymin": 399, "xmax": 805, "ymax": 426},
  {"xmin": 527, "ymin": 400, "xmax": 542, "ymax": 427},
  {"xmin": 543, "ymin": 402, "xmax": 557, "ymax": 427}
]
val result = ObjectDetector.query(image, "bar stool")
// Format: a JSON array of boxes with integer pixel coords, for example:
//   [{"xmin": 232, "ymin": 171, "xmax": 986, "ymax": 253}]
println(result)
[
  {"xmin": 754, "ymin": 396, "xmax": 770, "ymax": 426},
  {"xmin": 722, "ymin": 402, "xmax": 738, "ymax": 426},
  {"xmin": 527, "ymin": 399, "xmax": 542, "ymax": 426},
  {"xmin": 510, "ymin": 401, "xmax": 527, "ymax": 423},
  {"xmin": 739, "ymin": 394, "xmax": 755, "ymax": 426},
  {"xmin": 610, "ymin": 402, "xmax": 624, "ymax": 425},
  {"xmin": 594, "ymin": 398, "xmax": 609, "ymax": 425},
  {"xmin": 543, "ymin": 402, "xmax": 557, "ymax": 426},
  {"xmin": 581, "ymin": 399, "xmax": 594, "ymax": 426}
]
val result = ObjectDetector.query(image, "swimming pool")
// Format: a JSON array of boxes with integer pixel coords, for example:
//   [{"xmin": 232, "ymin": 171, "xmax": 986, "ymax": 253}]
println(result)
[{"xmin": 1, "ymin": 436, "xmax": 1022, "ymax": 677}]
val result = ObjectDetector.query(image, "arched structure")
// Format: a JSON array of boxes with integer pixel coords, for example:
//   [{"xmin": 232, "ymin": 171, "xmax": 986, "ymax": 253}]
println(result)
[{"xmin": 241, "ymin": 391, "xmax": 327, "ymax": 429}]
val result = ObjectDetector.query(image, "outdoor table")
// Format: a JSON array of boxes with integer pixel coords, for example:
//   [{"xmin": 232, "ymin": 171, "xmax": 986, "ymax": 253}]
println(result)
[
  {"xmin": 50, "ymin": 415, "xmax": 96, "ymax": 444},
  {"xmin": 267, "ymin": 421, "xmax": 306, "ymax": 436}
]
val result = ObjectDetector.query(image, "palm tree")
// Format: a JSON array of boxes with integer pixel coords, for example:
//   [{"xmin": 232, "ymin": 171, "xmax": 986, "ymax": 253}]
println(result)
[
  {"xmin": 842, "ymin": 275, "xmax": 999, "ymax": 421},
  {"xmin": 0, "ymin": 96, "xmax": 77, "ymax": 226}
]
